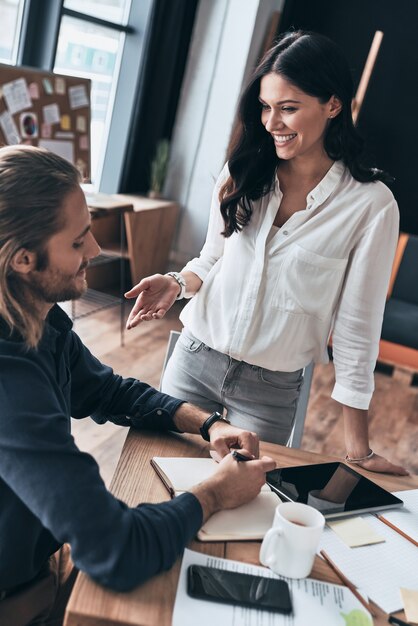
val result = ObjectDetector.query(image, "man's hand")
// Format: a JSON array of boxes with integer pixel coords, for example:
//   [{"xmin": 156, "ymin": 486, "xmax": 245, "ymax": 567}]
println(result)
[
  {"xmin": 125, "ymin": 274, "xmax": 179, "ymax": 329},
  {"xmin": 209, "ymin": 421, "xmax": 259, "ymax": 459},
  {"xmin": 172, "ymin": 404, "xmax": 260, "ymax": 459},
  {"xmin": 191, "ymin": 451, "xmax": 276, "ymax": 522}
]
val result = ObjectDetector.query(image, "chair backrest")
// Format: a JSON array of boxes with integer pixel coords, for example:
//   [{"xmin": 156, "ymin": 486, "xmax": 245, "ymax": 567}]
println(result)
[
  {"xmin": 160, "ymin": 330, "xmax": 313, "ymax": 449},
  {"xmin": 391, "ymin": 234, "xmax": 418, "ymax": 305},
  {"xmin": 287, "ymin": 361, "xmax": 314, "ymax": 448},
  {"xmin": 159, "ymin": 330, "xmax": 181, "ymax": 391}
]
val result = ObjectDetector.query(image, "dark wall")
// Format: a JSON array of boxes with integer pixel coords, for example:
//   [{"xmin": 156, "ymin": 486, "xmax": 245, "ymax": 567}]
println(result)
[
  {"xmin": 279, "ymin": 0, "xmax": 418, "ymax": 234},
  {"xmin": 120, "ymin": 0, "xmax": 198, "ymax": 194}
]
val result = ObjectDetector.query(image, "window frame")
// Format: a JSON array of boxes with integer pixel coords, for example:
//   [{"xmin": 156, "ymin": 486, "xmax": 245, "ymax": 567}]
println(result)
[{"xmin": 16, "ymin": 0, "xmax": 154, "ymax": 191}]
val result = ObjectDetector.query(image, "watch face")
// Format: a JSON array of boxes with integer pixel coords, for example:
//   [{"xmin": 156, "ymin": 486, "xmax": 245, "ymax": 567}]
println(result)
[{"xmin": 200, "ymin": 412, "xmax": 224, "ymax": 441}]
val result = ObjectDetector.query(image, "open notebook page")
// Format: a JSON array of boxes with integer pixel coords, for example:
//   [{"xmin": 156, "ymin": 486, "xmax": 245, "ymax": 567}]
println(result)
[{"xmin": 151, "ymin": 457, "xmax": 278, "ymax": 541}]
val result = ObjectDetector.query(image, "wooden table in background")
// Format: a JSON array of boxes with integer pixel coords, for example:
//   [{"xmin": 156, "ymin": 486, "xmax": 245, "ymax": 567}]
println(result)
[
  {"xmin": 85, "ymin": 193, "xmax": 180, "ymax": 289},
  {"xmin": 65, "ymin": 432, "xmax": 418, "ymax": 626}
]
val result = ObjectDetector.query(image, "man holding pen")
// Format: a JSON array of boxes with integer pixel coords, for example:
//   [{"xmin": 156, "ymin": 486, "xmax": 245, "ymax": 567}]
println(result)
[{"xmin": 0, "ymin": 146, "xmax": 275, "ymax": 626}]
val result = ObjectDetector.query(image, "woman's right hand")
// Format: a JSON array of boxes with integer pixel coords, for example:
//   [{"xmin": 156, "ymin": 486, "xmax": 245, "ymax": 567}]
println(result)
[{"xmin": 125, "ymin": 274, "xmax": 180, "ymax": 329}]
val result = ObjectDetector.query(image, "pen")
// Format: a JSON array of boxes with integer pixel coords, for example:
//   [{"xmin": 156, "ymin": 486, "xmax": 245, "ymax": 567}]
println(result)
[
  {"xmin": 388, "ymin": 615, "xmax": 411, "ymax": 626},
  {"xmin": 231, "ymin": 450, "xmax": 253, "ymax": 462},
  {"xmin": 320, "ymin": 550, "xmax": 376, "ymax": 617}
]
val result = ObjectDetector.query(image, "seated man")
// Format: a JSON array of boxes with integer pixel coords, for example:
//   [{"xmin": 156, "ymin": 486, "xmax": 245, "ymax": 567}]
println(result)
[{"xmin": 0, "ymin": 146, "xmax": 275, "ymax": 626}]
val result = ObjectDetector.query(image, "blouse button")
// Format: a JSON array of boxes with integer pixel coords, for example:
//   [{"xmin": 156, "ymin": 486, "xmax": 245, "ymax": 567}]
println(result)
[
  {"xmin": 157, "ymin": 410, "xmax": 163, "ymax": 416},
  {"xmin": 282, "ymin": 230, "xmax": 289, "ymax": 236}
]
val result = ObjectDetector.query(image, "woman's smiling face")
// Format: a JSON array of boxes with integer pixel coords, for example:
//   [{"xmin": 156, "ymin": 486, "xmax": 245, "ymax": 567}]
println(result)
[{"xmin": 259, "ymin": 73, "xmax": 341, "ymax": 163}]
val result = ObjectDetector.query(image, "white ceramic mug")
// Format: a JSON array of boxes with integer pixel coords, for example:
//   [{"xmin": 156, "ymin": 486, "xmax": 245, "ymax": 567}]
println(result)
[{"xmin": 259, "ymin": 502, "xmax": 325, "ymax": 579}]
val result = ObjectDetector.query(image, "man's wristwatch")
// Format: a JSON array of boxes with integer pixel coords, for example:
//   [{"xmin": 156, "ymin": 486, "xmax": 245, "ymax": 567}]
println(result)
[
  {"xmin": 166, "ymin": 271, "xmax": 186, "ymax": 300},
  {"xmin": 200, "ymin": 411, "xmax": 231, "ymax": 441}
]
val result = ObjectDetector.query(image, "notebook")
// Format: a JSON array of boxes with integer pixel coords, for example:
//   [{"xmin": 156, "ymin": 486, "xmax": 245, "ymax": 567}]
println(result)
[{"xmin": 151, "ymin": 457, "xmax": 280, "ymax": 541}]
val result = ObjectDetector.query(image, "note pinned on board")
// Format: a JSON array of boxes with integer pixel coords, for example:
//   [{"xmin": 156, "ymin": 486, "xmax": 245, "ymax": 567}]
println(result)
[
  {"xmin": 28, "ymin": 82, "xmax": 40, "ymax": 99},
  {"xmin": 3, "ymin": 77, "xmax": 32, "ymax": 114},
  {"xmin": 400, "ymin": 588, "xmax": 418, "ymax": 623},
  {"xmin": 69, "ymin": 85, "xmax": 89, "ymax": 109},
  {"xmin": 43, "ymin": 103, "xmax": 60, "ymax": 125},
  {"xmin": 76, "ymin": 115, "xmax": 86, "ymax": 132},
  {"xmin": 55, "ymin": 77, "xmax": 66, "ymax": 95},
  {"xmin": 60, "ymin": 114, "xmax": 71, "ymax": 130},
  {"xmin": 328, "ymin": 517, "xmax": 385, "ymax": 548},
  {"xmin": 0, "ymin": 110, "xmax": 20, "ymax": 144}
]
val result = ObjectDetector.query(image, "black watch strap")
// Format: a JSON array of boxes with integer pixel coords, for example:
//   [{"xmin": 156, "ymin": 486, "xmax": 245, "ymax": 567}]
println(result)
[{"xmin": 199, "ymin": 411, "xmax": 230, "ymax": 441}]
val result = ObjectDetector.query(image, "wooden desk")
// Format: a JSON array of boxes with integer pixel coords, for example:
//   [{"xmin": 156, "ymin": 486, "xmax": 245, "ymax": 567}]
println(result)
[
  {"xmin": 65, "ymin": 433, "xmax": 418, "ymax": 626},
  {"xmin": 85, "ymin": 193, "xmax": 180, "ymax": 288}
]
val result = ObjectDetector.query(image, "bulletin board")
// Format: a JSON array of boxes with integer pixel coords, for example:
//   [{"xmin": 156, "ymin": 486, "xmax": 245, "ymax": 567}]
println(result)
[{"xmin": 0, "ymin": 63, "xmax": 91, "ymax": 181}]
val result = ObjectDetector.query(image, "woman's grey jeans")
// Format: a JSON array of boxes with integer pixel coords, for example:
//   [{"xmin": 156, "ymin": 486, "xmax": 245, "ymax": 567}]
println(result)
[{"xmin": 161, "ymin": 329, "xmax": 303, "ymax": 445}]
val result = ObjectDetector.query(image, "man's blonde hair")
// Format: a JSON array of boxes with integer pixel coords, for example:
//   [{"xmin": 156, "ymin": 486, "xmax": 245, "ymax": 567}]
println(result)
[{"xmin": 0, "ymin": 145, "xmax": 80, "ymax": 348}]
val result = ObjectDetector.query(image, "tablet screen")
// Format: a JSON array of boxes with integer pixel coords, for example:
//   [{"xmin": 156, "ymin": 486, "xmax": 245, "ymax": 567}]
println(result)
[{"xmin": 266, "ymin": 462, "xmax": 403, "ymax": 518}]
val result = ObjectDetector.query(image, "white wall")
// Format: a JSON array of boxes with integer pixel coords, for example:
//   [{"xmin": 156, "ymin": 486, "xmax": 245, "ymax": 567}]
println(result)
[{"xmin": 164, "ymin": 0, "xmax": 283, "ymax": 268}]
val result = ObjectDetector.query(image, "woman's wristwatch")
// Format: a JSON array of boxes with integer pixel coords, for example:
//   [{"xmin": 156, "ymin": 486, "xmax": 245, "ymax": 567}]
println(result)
[
  {"xmin": 165, "ymin": 271, "xmax": 186, "ymax": 300},
  {"xmin": 200, "ymin": 411, "xmax": 231, "ymax": 441}
]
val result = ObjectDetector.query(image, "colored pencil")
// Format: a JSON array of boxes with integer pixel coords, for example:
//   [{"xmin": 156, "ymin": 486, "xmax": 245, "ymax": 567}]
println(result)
[
  {"xmin": 320, "ymin": 549, "xmax": 376, "ymax": 617},
  {"xmin": 376, "ymin": 515, "xmax": 418, "ymax": 548}
]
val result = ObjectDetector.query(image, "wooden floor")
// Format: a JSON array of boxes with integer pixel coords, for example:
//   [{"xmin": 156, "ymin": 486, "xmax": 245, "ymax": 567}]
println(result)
[{"xmin": 70, "ymin": 300, "xmax": 418, "ymax": 486}]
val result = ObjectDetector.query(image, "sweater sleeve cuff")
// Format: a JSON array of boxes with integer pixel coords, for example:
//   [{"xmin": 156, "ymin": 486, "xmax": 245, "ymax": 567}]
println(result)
[
  {"xmin": 331, "ymin": 382, "xmax": 372, "ymax": 410},
  {"xmin": 130, "ymin": 398, "xmax": 185, "ymax": 432},
  {"xmin": 174, "ymin": 492, "xmax": 204, "ymax": 538}
]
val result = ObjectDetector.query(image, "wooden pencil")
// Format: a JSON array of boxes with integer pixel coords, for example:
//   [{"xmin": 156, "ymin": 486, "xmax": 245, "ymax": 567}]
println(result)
[
  {"xmin": 376, "ymin": 515, "xmax": 418, "ymax": 548},
  {"xmin": 320, "ymin": 549, "xmax": 376, "ymax": 617}
]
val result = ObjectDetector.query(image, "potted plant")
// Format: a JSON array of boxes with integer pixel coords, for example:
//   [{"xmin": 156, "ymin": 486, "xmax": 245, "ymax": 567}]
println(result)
[{"xmin": 148, "ymin": 139, "xmax": 170, "ymax": 199}]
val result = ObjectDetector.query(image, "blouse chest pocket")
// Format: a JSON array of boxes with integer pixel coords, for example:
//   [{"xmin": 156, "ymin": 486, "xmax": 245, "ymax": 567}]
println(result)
[{"xmin": 273, "ymin": 244, "xmax": 348, "ymax": 321}]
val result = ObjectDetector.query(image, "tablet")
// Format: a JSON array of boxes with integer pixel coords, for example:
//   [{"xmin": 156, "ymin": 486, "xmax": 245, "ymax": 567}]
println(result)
[{"xmin": 266, "ymin": 462, "xmax": 403, "ymax": 519}]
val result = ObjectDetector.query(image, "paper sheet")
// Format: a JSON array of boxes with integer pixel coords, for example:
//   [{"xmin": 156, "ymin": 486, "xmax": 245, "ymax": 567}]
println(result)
[
  {"xmin": 3, "ymin": 78, "xmax": 32, "ymax": 114},
  {"xmin": 0, "ymin": 110, "xmax": 20, "ymax": 144},
  {"xmin": 173, "ymin": 549, "xmax": 372, "ymax": 626},
  {"xmin": 383, "ymin": 490, "xmax": 418, "ymax": 542},
  {"xmin": 328, "ymin": 517, "xmax": 385, "ymax": 547},
  {"xmin": 319, "ymin": 513, "xmax": 418, "ymax": 613},
  {"xmin": 38, "ymin": 140, "xmax": 74, "ymax": 165},
  {"xmin": 68, "ymin": 85, "xmax": 89, "ymax": 109},
  {"xmin": 400, "ymin": 587, "xmax": 418, "ymax": 623},
  {"xmin": 42, "ymin": 103, "xmax": 60, "ymax": 125},
  {"xmin": 28, "ymin": 82, "xmax": 39, "ymax": 99}
]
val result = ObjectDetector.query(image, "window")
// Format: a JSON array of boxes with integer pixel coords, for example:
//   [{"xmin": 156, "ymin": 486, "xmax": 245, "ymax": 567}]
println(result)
[
  {"xmin": 0, "ymin": 0, "xmax": 25, "ymax": 64},
  {"xmin": 54, "ymin": 0, "xmax": 132, "ymax": 187},
  {"xmin": 4, "ymin": 0, "xmax": 153, "ymax": 191}
]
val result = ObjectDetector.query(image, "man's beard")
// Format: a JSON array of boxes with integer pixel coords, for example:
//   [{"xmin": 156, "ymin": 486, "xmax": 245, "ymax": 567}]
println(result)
[{"xmin": 29, "ymin": 264, "xmax": 88, "ymax": 303}]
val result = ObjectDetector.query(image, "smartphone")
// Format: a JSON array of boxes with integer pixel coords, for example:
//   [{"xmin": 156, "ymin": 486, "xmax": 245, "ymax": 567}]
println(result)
[{"xmin": 187, "ymin": 565, "xmax": 292, "ymax": 613}]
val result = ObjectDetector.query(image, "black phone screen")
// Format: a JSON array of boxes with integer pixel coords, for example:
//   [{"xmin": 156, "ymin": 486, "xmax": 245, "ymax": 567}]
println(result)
[{"xmin": 187, "ymin": 565, "xmax": 292, "ymax": 613}]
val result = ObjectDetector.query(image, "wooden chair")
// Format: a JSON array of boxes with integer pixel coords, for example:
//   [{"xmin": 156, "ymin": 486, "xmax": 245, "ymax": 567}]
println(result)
[
  {"xmin": 160, "ymin": 330, "xmax": 313, "ymax": 448},
  {"xmin": 378, "ymin": 233, "xmax": 418, "ymax": 372}
]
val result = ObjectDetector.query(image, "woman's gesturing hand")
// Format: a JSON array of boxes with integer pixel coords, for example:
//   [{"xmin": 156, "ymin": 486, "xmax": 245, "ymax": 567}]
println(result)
[{"xmin": 125, "ymin": 274, "xmax": 179, "ymax": 329}]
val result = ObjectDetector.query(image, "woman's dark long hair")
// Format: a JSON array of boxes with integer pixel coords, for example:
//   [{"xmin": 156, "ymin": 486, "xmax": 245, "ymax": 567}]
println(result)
[{"xmin": 220, "ymin": 30, "xmax": 392, "ymax": 237}]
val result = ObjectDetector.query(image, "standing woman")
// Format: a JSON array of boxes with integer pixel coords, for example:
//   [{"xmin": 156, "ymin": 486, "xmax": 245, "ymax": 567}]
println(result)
[{"xmin": 126, "ymin": 31, "xmax": 407, "ymax": 475}]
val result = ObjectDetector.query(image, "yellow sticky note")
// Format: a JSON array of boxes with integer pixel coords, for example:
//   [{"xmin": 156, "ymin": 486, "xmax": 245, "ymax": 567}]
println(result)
[
  {"xmin": 61, "ymin": 115, "xmax": 71, "ymax": 130},
  {"xmin": 400, "ymin": 588, "xmax": 418, "ymax": 623},
  {"xmin": 328, "ymin": 517, "xmax": 385, "ymax": 548}
]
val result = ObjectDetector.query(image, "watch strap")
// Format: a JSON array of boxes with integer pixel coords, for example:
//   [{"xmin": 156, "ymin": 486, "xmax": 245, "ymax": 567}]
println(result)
[
  {"xmin": 199, "ymin": 411, "xmax": 230, "ymax": 441},
  {"xmin": 166, "ymin": 272, "xmax": 186, "ymax": 300}
]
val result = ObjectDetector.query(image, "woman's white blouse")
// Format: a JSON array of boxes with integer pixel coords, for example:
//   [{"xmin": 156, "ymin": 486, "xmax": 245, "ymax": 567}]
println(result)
[{"xmin": 180, "ymin": 161, "xmax": 399, "ymax": 410}]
